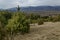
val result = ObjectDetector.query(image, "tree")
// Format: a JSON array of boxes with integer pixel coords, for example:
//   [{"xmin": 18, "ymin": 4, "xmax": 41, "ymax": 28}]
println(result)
[{"xmin": 17, "ymin": 5, "xmax": 20, "ymax": 11}]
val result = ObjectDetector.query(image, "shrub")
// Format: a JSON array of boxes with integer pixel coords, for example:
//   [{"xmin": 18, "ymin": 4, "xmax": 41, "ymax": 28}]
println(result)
[
  {"xmin": 0, "ymin": 22, "xmax": 7, "ymax": 40},
  {"xmin": 52, "ymin": 18, "xmax": 57, "ymax": 22},
  {"xmin": 52, "ymin": 16, "xmax": 59, "ymax": 22},
  {"xmin": 31, "ymin": 20, "xmax": 37, "ymax": 24},
  {"xmin": 38, "ymin": 19, "xmax": 44, "ymax": 25},
  {"xmin": 47, "ymin": 16, "xmax": 53, "ymax": 22},
  {"xmin": 6, "ymin": 12, "xmax": 30, "ymax": 35}
]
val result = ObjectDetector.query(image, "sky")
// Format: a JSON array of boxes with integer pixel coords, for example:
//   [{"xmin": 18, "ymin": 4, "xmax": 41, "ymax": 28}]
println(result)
[{"xmin": 0, "ymin": 0, "xmax": 60, "ymax": 9}]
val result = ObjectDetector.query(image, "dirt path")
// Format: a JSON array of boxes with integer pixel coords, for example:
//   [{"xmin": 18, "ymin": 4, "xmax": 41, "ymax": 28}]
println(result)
[{"xmin": 14, "ymin": 22, "xmax": 60, "ymax": 40}]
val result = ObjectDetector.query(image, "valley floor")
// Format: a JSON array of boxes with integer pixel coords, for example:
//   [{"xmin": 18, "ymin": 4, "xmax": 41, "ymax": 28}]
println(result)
[{"xmin": 14, "ymin": 22, "xmax": 60, "ymax": 40}]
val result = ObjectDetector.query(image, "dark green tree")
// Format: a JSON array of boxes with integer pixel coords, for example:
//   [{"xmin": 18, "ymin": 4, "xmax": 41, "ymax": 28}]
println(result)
[{"xmin": 17, "ymin": 5, "xmax": 20, "ymax": 11}]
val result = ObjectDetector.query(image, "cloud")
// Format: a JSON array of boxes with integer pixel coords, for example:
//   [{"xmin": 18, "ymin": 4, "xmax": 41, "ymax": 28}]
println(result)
[{"xmin": 0, "ymin": 0, "xmax": 60, "ymax": 9}]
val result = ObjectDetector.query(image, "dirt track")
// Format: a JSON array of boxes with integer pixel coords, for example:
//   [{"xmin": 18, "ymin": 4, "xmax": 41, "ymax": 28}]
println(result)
[{"xmin": 14, "ymin": 22, "xmax": 60, "ymax": 40}]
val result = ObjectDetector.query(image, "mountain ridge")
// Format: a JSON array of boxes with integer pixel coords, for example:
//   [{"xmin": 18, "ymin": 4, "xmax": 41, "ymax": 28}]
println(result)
[{"xmin": 4, "ymin": 6, "xmax": 60, "ymax": 12}]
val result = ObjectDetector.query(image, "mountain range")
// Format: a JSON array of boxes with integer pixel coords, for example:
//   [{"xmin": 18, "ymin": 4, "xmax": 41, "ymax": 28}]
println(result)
[{"xmin": 6, "ymin": 6, "xmax": 60, "ymax": 12}]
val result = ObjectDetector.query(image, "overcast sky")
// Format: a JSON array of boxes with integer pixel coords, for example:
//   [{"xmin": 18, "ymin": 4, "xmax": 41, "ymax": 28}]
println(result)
[{"xmin": 0, "ymin": 0, "xmax": 60, "ymax": 9}]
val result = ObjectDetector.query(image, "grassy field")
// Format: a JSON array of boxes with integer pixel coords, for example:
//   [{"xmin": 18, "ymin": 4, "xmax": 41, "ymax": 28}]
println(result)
[{"xmin": 13, "ymin": 22, "xmax": 60, "ymax": 40}]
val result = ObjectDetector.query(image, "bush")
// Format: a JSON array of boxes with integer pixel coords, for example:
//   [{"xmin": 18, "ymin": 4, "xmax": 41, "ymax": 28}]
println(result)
[
  {"xmin": 19, "ymin": 19, "xmax": 30, "ymax": 34},
  {"xmin": 38, "ymin": 19, "xmax": 44, "ymax": 25},
  {"xmin": 47, "ymin": 16, "xmax": 53, "ymax": 22},
  {"xmin": 6, "ymin": 12, "xmax": 30, "ymax": 35},
  {"xmin": 0, "ymin": 11, "xmax": 30, "ymax": 39},
  {"xmin": 52, "ymin": 18, "xmax": 57, "ymax": 22},
  {"xmin": 0, "ymin": 22, "xmax": 7, "ymax": 40},
  {"xmin": 31, "ymin": 20, "xmax": 37, "ymax": 24},
  {"xmin": 52, "ymin": 16, "xmax": 59, "ymax": 22}
]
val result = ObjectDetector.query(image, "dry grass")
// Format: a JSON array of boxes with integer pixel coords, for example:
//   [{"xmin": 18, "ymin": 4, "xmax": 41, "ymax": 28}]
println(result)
[{"xmin": 14, "ymin": 22, "xmax": 60, "ymax": 40}]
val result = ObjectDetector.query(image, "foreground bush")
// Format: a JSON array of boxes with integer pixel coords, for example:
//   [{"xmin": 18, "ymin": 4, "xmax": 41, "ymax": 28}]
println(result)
[{"xmin": 6, "ymin": 12, "xmax": 30, "ymax": 35}]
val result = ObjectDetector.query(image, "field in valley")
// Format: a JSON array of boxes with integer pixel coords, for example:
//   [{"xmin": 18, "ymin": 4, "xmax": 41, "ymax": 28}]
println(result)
[{"xmin": 14, "ymin": 22, "xmax": 60, "ymax": 40}]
